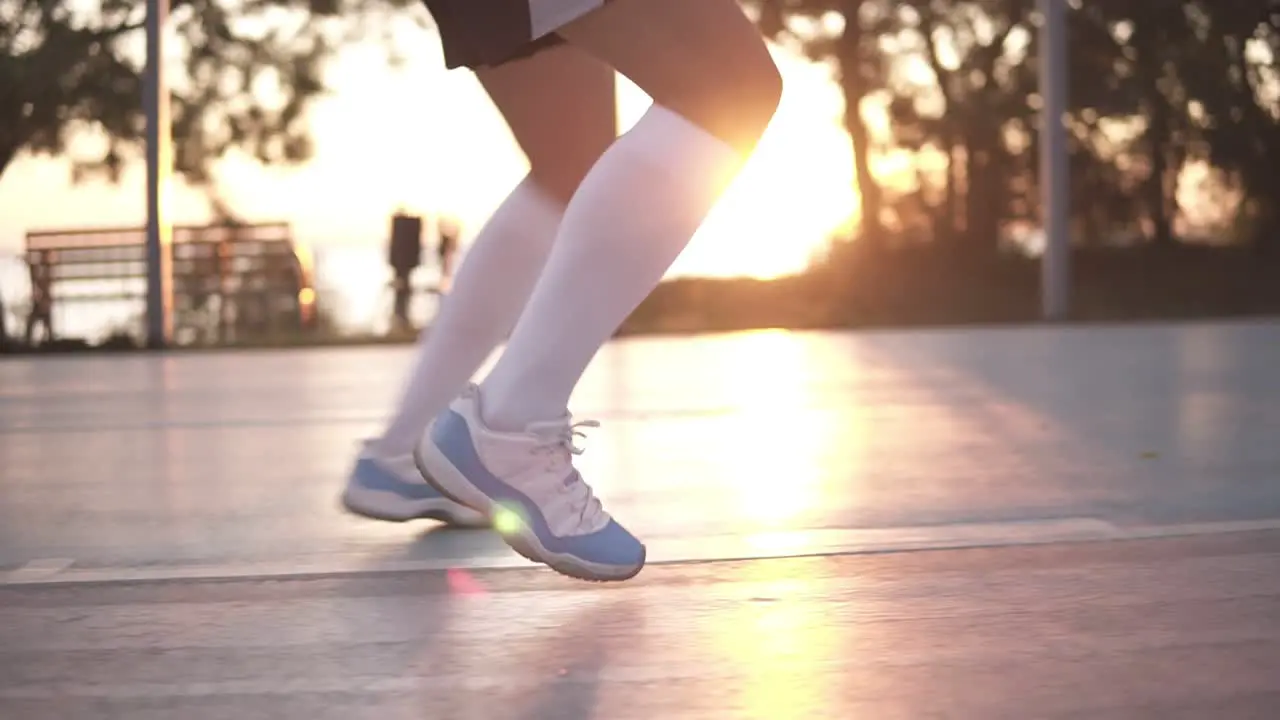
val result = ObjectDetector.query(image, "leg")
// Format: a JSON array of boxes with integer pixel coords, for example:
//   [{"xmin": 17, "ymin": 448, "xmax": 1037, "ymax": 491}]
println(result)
[
  {"xmin": 342, "ymin": 44, "xmax": 614, "ymax": 525},
  {"xmin": 486, "ymin": 42, "xmax": 618, "ymax": 205},
  {"xmin": 483, "ymin": 0, "xmax": 781, "ymax": 431},
  {"xmin": 24, "ymin": 312, "xmax": 37, "ymax": 346},
  {"xmin": 560, "ymin": 0, "xmax": 782, "ymax": 153},
  {"xmin": 418, "ymin": 0, "xmax": 781, "ymax": 580},
  {"xmin": 390, "ymin": 274, "xmax": 412, "ymax": 334}
]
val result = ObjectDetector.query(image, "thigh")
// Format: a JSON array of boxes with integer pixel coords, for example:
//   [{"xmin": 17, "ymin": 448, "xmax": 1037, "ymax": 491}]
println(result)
[
  {"xmin": 476, "ymin": 44, "xmax": 618, "ymax": 203},
  {"xmin": 425, "ymin": 0, "xmax": 604, "ymax": 69},
  {"xmin": 556, "ymin": 0, "xmax": 781, "ymax": 152}
]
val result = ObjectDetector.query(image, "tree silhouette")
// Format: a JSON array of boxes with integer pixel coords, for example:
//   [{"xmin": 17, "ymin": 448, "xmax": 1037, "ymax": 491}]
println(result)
[
  {"xmin": 0, "ymin": 0, "xmax": 420, "ymax": 184},
  {"xmin": 752, "ymin": 0, "xmax": 1280, "ymax": 251}
]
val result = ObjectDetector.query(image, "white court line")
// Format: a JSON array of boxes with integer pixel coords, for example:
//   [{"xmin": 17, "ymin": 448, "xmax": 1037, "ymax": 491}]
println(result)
[
  {"xmin": 0, "ymin": 663, "xmax": 762, "ymax": 701},
  {"xmin": 0, "ymin": 518, "xmax": 1114, "ymax": 587},
  {"xmin": 3, "ymin": 516, "xmax": 1279, "ymax": 588},
  {"xmin": 3, "ymin": 557, "xmax": 74, "ymax": 583},
  {"xmin": 1108, "ymin": 517, "xmax": 1280, "ymax": 540}
]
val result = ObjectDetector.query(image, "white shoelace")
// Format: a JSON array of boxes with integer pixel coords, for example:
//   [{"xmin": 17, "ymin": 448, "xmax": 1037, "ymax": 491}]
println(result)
[{"xmin": 530, "ymin": 419, "xmax": 608, "ymax": 534}]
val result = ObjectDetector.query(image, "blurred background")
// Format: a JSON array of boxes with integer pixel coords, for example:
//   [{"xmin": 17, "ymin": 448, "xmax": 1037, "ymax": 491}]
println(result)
[{"xmin": 2, "ymin": 0, "xmax": 1278, "ymax": 350}]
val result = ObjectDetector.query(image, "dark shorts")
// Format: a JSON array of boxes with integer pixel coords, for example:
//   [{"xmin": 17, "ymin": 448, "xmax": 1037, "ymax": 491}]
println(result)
[{"xmin": 423, "ymin": 0, "xmax": 607, "ymax": 69}]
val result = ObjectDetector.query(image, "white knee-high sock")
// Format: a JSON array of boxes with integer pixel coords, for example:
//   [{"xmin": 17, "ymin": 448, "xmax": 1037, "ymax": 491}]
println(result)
[
  {"xmin": 374, "ymin": 179, "xmax": 563, "ymax": 456},
  {"xmin": 480, "ymin": 105, "xmax": 743, "ymax": 431}
]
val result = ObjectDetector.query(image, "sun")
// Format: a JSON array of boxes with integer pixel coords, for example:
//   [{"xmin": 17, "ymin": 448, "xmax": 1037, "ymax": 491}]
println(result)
[{"xmin": 618, "ymin": 43, "xmax": 859, "ymax": 280}]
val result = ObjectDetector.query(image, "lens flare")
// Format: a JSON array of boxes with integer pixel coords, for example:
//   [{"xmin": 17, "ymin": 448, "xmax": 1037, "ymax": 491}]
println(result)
[{"xmin": 492, "ymin": 503, "xmax": 525, "ymax": 536}]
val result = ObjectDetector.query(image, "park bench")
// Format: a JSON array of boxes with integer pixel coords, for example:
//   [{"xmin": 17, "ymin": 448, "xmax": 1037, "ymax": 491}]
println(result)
[{"xmin": 22, "ymin": 222, "xmax": 317, "ymax": 345}]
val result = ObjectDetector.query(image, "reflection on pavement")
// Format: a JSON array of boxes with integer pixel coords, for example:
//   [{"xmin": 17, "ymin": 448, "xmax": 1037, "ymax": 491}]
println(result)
[{"xmin": 2, "ymin": 322, "xmax": 1280, "ymax": 576}]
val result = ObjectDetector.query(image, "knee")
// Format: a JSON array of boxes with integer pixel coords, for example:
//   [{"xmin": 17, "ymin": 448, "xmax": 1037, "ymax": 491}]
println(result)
[
  {"xmin": 671, "ymin": 55, "xmax": 782, "ymax": 155},
  {"xmin": 527, "ymin": 155, "xmax": 595, "ymax": 206},
  {"xmin": 526, "ymin": 130, "xmax": 613, "ymax": 204},
  {"xmin": 739, "ymin": 60, "xmax": 784, "ymax": 140}
]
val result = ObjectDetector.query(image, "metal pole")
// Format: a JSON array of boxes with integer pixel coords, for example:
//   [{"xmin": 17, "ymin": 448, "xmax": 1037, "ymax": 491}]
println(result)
[
  {"xmin": 144, "ymin": 0, "xmax": 173, "ymax": 348},
  {"xmin": 1039, "ymin": 0, "xmax": 1069, "ymax": 320}
]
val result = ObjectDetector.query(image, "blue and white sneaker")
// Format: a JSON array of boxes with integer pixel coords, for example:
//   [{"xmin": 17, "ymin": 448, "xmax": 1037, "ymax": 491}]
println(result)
[
  {"xmin": 414, "ymin": 385, "xmax": 646, "ymax": 582},
  {"xmin": 341, "ymin": 442, "xmax": 487, "ymax": 527}
]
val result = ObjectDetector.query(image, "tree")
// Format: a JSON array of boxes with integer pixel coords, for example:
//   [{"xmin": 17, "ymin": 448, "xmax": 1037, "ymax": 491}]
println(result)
[
  {"xmin": 880, "ymin": 0, "xmax": 1039, "ymax": 251},
  {"xmin": 1177, "ymin": 1, "xmax": 1280, "ymax": 248},
  {"xmin": 1066, "ymin": 1, "xmax": 1280, "ymax": 248},
  {"xmin": 1, "ymin": 0, "xmax": 420, "ymax": 184},
  {"xmin": 753, "ymin": 0, "xmax": 1049, "ymax": 250},
  {"xmin": 755, "ymin": 0, "xmax": 1280, "ymax": 255}
]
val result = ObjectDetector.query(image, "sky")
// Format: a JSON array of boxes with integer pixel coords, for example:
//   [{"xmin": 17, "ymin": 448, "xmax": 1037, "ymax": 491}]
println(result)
[{"xmin": 0, "ymin": 26, "xmax": 862, "ymax": 325}]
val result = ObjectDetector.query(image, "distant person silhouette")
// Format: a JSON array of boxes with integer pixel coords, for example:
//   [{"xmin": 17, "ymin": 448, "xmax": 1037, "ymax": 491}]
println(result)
[
  {"xmin": 24, "ymin": 251, "xmax": 54, "ymax": 346},
  {"xmin": 387, "ymin": 212, "xmax": 424, "ymax": 334},
  {"xmin": 0, "ymin": 288, "xmax": 8, "ymax": 350},
  {"xmin": 436, "ymin": 217, "xmax": 459, "ymax": 294},
  {"xmin": 342, "ymin": 0, "xmax": 780, "ymax": 582}
]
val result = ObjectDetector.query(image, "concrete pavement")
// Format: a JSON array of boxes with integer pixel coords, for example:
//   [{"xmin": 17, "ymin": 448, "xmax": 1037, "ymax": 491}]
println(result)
[
  {"xmin": 2, "ymin": 321, "xmax": 1280, "ymax": 717},
  {"xmin": 3, "ymin": 533, "xmax": 1280, "ymax": 718}
]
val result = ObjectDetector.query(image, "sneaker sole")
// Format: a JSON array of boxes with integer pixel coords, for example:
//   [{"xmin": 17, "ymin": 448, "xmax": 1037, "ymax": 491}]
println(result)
[
  {"xmin": 414, "ymin": 438, "xmax": 645, "ymax": 582},
  {"xmin": 340, "ymin": 483, "xmax": 488, "ymax": 527}
]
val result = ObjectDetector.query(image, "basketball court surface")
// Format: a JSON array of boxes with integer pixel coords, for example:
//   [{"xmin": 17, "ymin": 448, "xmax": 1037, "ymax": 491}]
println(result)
[{"xmin": 3, "ymin": 321, "xmax": 1279, "ymax": 717}]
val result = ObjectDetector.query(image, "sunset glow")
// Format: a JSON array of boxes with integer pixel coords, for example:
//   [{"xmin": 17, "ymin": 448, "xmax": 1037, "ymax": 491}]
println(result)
[{"xmin": 0, "ymin": 32, "xmax": 861, "ymax": 328}]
